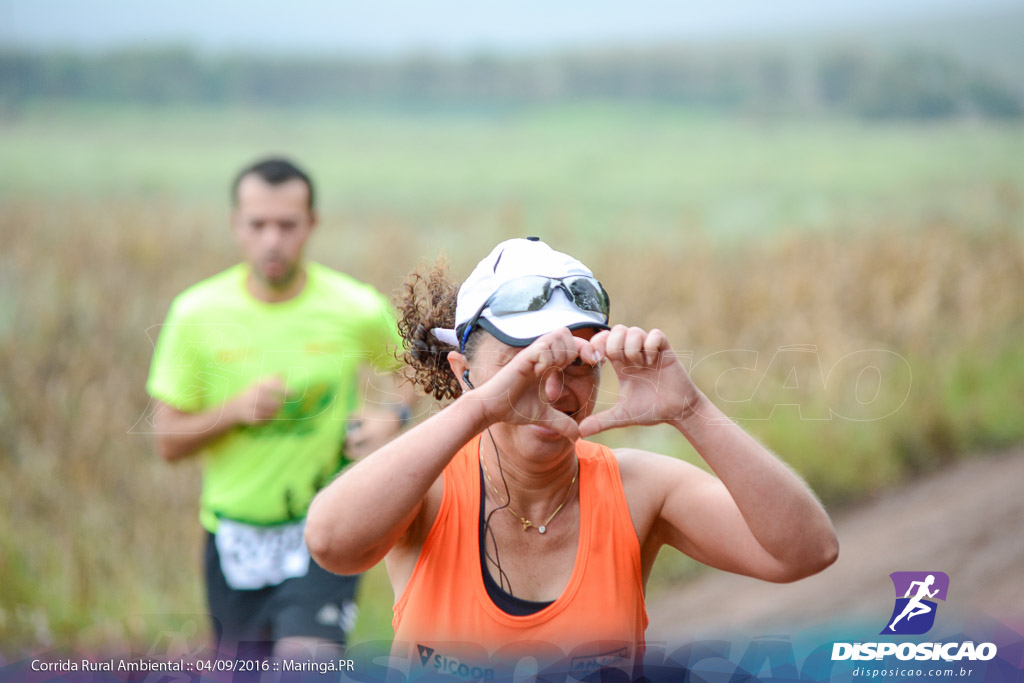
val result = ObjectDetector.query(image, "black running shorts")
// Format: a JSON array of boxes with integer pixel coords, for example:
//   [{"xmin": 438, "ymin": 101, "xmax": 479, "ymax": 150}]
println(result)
[{"xmin": 203, "ymin": 531, "xmax": 360, "ymax": 655}]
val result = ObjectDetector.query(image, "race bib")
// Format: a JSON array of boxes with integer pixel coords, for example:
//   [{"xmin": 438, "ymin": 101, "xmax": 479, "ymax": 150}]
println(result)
[{"xmin": 215, "ymin": 518, "xmax": 311, "ymax": 590}]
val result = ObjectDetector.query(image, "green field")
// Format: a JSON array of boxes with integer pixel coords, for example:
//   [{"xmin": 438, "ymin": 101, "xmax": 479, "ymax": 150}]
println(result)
[
  {"xmin": 4, "ymin": 102, "xmax": 1023, "ymax": 250},
  {"xmin": 2, "ymin": 102, "xmax": 1023, "ymax": 653}
]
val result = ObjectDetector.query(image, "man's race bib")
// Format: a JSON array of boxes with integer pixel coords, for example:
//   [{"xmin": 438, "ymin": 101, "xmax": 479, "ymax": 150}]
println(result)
[{"xmin": 215, "ymin": 518, "xmax": 311, "ymax": 590}]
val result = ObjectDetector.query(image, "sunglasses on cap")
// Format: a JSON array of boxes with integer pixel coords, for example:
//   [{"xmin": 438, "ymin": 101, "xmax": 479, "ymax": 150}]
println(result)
[{"xmin": 458, "ymin": 275, "xmax": 610, "ymax": 352}]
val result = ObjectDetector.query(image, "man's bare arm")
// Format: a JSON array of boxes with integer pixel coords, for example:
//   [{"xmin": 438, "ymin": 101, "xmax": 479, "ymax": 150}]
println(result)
[
  {"xmin": 344, "ymin": 374, "xmax": 420, "ymax": 459},
  {"xmin": 153, "ymin": 376, "xmax": 285, "ymax": 461}
]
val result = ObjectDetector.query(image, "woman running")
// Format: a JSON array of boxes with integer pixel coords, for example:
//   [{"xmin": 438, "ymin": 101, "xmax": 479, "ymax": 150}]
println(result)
[{"xmin": 305, "ymin": 237, "xmax": 838, "ymax": 674}]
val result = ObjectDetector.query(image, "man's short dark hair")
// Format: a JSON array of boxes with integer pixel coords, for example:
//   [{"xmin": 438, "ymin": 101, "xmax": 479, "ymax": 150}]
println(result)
[{"xmin": 232, "ymin": 157, "xmax": 315, "ymax": 210}]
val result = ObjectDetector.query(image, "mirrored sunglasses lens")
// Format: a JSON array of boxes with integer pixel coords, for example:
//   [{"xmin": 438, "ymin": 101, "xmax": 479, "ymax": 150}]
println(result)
[
  {"xmin": 488, "ymin": 276, "xmax": 552, "ymax": 315},
  {"xmin": 567, "ymin": 277, "xmax": 609, "ymax": 317}
]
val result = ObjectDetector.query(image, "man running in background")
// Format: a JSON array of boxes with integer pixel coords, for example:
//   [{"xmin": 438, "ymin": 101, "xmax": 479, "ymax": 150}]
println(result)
[{"xmin": 147, "ymin": 157, "xmax": 414, "ymax": 660}]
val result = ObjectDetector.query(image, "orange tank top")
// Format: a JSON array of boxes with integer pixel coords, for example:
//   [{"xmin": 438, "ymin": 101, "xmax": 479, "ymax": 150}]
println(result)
[{"xmin": 392, "ymin": 434, "xmax": 648, "ymax": 677}]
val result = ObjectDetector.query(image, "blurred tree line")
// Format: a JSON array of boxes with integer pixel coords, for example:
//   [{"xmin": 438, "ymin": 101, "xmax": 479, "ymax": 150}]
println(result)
[{"xmin": 1, "ymin": 45, "xmax": 1020, "ymax": 119}]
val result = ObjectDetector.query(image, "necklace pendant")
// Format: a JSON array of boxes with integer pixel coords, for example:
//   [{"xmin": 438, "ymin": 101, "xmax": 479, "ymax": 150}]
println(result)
[
  {"xmin": 520, "ymin": 518, "xmax": 532, "ymax": 531},
  {"xmin": 538, "ymin": 525, "xmax": 547, "ymax": 534}
]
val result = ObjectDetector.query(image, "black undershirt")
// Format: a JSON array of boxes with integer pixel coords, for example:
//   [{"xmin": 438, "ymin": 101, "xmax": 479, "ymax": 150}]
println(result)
[{"xmin": 478, "ymin": 467, "xmax": 554, "ymax": 616}]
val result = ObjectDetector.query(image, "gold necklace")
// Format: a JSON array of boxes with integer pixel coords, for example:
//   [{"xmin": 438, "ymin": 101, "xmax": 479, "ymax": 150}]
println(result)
[{"xmin": 480, "ymin": 433, "xmax": 579, "ymax": 535}]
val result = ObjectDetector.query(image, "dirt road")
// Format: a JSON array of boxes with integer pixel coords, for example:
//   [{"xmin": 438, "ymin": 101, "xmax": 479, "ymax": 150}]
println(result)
[{"xmin": 646, "ymin": 448, "xmax": 1024, "ymax": 640}]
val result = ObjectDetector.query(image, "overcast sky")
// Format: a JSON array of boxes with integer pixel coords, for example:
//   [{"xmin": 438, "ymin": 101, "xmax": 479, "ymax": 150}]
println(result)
[{"xmin": 2, "ymin": 0, "xmax": 1020, "ymax": 55}]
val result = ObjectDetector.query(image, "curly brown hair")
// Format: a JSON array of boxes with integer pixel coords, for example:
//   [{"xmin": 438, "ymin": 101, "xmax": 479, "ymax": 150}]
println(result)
[{"xmin": 395, "ymin": 257, "xmax": 469, "ymax": 401}]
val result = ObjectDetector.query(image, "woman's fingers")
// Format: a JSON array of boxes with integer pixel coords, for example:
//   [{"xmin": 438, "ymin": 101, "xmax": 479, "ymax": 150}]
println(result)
[
  {"xmin": 577, "ymin": 325, "xmax": 691, "ymax": 438},
  {"xmin": 578, "ymin": 407, "xmax": 623, "ymax": 439},
  {"xmin": 476, "ymin": 325, "xmax": 687, "ymax": 439},
  {"xmin": 575, "ymin": 334, "xmax": 601, "ymax": 365},
  {"xmin": 538, "ymin": 333, "xmax": 601, "ymax": 403},
  {"xmin": 644, "ymin": 328, "xmax": 669, "ymax": 366},
  {"xmin": 623, "ymin": 327, "xmax": 648, "ymax": 366},
  {"xmin": 480, "ymin": 328, "xmax": 599, "ymax": 434},
  {"xmin": 519, "ymin": 325, "xmax": 669, "ymax": 381},
  {"xmin": 599, "ymin": 325, "xmax": 673, "ymax": 368},
  {"xmin": 601, "ymin": 324, "xmax": 657, "ymax": 368},
  {"xmin": 524, "ymin": 328, "xmax": 602, "ymax": 376},
  {"xmin": 542, "ymin": 366, "xmax": 564, "ymax": 403},
  {"xmin": 603, "ymin": 325, "xmax": 627, "ymax": 364},
  {"xmin": 540, "ymin": 406, "xmax": 581, "ymax": 441},
  {"xmin": 587, "ymin": 329, "xmax": 610, "ymax": 361}
]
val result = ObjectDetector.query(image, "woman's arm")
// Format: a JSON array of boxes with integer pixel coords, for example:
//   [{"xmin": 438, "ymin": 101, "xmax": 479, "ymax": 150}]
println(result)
[
  {"xmin": 621, "ymin": 399, "xmax": 838, "ymax": 583},
  {"xmin": 584, "ymin": 326, "xmax": 838, "ymax": 583},
  {"xmin": 305, "ymin": 329, "xmax": 597, "ymax": 574},
  {"xmin": 666, "ymin": 395, "xmax": 838, "ymax": 581},
  {"xmin": 305, "ymin": 396, "xmax": 486, "ymax": 574}
]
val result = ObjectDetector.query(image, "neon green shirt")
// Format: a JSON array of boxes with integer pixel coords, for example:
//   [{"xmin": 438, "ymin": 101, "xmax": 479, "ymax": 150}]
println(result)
[{"xmin": 147, "ymin": 262, "xmax": 401, "ymax": 532}]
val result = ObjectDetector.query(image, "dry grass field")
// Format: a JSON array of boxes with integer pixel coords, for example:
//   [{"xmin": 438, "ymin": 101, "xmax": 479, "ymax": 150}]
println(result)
[{"xmin": 2, "ymin": 195, "xmax": 1022, "ymax": 654}]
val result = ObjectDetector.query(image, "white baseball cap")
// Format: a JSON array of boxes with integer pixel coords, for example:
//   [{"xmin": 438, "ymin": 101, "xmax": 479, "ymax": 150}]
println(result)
[{"xmin": 432, "ymin": 237, "xmax": 610, "ymax": 350}]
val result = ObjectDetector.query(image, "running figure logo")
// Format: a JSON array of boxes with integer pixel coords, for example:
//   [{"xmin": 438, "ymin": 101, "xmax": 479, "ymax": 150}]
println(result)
[{"xmin": 881, "ymin": 571, "xmax": 949, "ymax": 635}]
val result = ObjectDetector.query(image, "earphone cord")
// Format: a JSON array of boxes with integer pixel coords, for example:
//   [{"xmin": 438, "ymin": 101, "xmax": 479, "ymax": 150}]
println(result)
[
  {"xmin": 483, "ymin": 428, "xmax": 514, "ymax": 596},
  {"xmin": 467, "ymin": 369, "xmax": 514, "ymax": 595}
]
